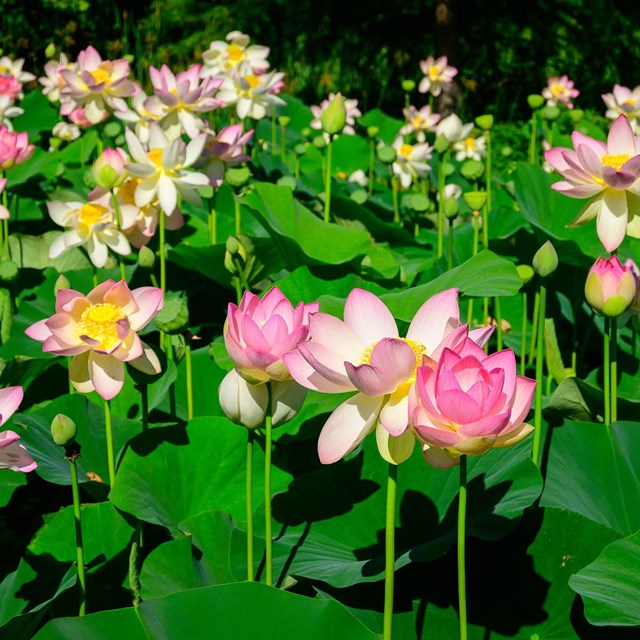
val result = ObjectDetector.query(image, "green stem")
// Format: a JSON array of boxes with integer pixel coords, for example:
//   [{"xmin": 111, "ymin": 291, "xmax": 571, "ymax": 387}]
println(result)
[
  {"xmin": 528, "ymin": 111, "xmax": 538, "ymax": 164},
  {"xmin": 104, "ymin": 399, "xmax": 116, "ymax": 486},
  {"xmin": 368, "ymin": 138, "xmax": 375, "ymax": 195},
  {"xmin": 264, "ymin": 383, "xmax": 273, "ymax": 586},
  {"xmin": 271, "ymin": 109, "xmax": 277, "ymax": 155},
  {"xmin": 69, "ymin": 458, "xmax": 86, "ymax": 616},
  {"xmin": 324, "ymin": 139, "xmax": 333, "ymax": 223},
  {"xmin": 383, "ymin": 463, "xmax": 398, "ymax": 640},
  {"xmin": 185, "ymin": 341, "xmax": 194, "ymax": 420},
  {"xmin": 280, "ymin": 123, "xmax": 287, "ymax": 164},
  {"xmin": 531, "ymin": 282, "xmax": 546, "ymax": 466},
  {"xmin": 458, "ymin": 455, "xmax": 468, "ymax": 640},
  {"xmin": 604, "ymin": 317, "xmax": 611, "ymax": 426},
  {"xmin": 391, "ymin": 176, "xmax": 400, "ymax": 224},
  {"xmin": 520, "ymin": 291, "xmax": 527, "ymax": 376},
  {"xmin": 159, "ymin": 211, "xmax": 166, "ymax": 293},
  {"xmin": 528, "ymin": 289, "xmax": 540, "ymax": 365},
  {"xmin": 234, "ymin": 195, "xmax": 241, "ymax": 236},
  {"xmin": 610, "ymin": 317, "xmax": 618, "ymax": 423},
  {"xmin": 447, "ymin": 217, "xmax": 454, "ymax": 270},
  {"xmin": 483, "ymin": 131, "xmax": 491, "ymax": 251},
  {"xmin": 494, "ymin": 297, "xmax": 503, "ymax": 351},
  {"xmin": 437, "ymin": 151, "xmax": 449, "ymax": 259},
  {"xmin": 246, "ymin": 430, "xmax": 254, "ymax": 582},
  {"xmin": 209, "ymin": 193, "xmax": 217, "ymax": 244}
]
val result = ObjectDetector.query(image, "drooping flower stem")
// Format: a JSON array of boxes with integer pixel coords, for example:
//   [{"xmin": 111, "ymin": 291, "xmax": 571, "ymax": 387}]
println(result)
[
  {"xmin": 264, "ymin": 383, "xmax": 273, "ymax": 586},
  {"xmin": 391, "ymin": 176, "xmax": 400, "ymax": 224},
  {"xmin": 185, "ymin": 338, "xmax": 194, "ymax": 420},
  {"xmin": 383, "ymin": 462, "xmax": 398, "ymax": 640},
  {"xmin": 104, "ymin": 399, "xmax": 116, "ymax": 486},
  {"xmin": 604, "ymin": 317, "xmax": 611, "ymax": 426},
  {"xmin": 531, "ymin": 282, "xmax": 547, "ymax": 466},
  {"xmin": 520, "ymin": 291, "xmax": 528, "ymax": 375},
  {"xmin": 457, "ymin": 454, "xmax": 468, "ymax": 640},
  {"xmin": 69, "ymin": 451, "xmax": 86, "ymax": 616},
  {"xmin": 246, "ymin": 429, "xmax": 254, "ymax": 582},
  {"xmin": 324, "ymin": 139, "xmax": 333, "ymax": 224}
]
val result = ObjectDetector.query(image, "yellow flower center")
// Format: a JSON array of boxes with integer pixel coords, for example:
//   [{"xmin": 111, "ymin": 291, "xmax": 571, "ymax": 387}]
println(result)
[
  {"xmin": 624, "ymin": 98, "xmax": 637, "ymax": 107},
  {"xmin": 602, "ymin": 154, "xmax": 630, "ymax": 172},
  {"xmin": 361, "ymin": 338, "xmax": 426, "ymax": 375},
  {"xmin": 148, "ymin": 147, "xmax": 164, "ymax": 167},
  {"xmin": 243, "ymin": 74, "xmax": 260, "ymax": 90},
  {"xmin": 226, "ymin": 44, "xmax": 246, "ymax": 64},
  {"xmin": 399, "ymin": 143, "xmax": 413, "ymax": 158},
  {"xmin": 428, "ymin": 66, "xmax": 441, "ymax": 81},
  {"xmin": 78, "ymin": 303, "xmax": 126, "ymax": 350},
  {"xmin": 412, "ymin": 115, "xmax": 426, "ymax": 129},
  {"xmin": 551, "ymin": 84, "xmax": 566, "ymax": 97},
  {"xmin": 78, "ymin": 203, "xmax": 108, "ymax": 226},
  {"xmin": 464, "ymin": 137, "xmax": 475, "ymax": 150},
  {"xmin": 90, "ymin": 68, "xmax": 111, "ymax": 86},
  {"xmin": 117, "ymin": 178, "xmax": 140, "ymax": 205}
]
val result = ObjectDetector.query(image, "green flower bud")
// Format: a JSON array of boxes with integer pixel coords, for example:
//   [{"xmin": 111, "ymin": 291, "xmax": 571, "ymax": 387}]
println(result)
[
  {"xmin": 527, "ymin": 94, "xmax": 545, "ymax": 110},
  {"xmin": 401, "ymin": 79, "xmax": 416, "ymax": 92},
  {"xmin": 460, "ymin": 159, "xmax": 485, "ymax": 181},
  {"xmin": 377, "ymin": 146, "xmax": 396, "ymax": 165},
  {"xmin": 444, "ymin": 198, "xmax": 460, "ymax": 219},
  {"xmin": 154, "ymin": 294, "xmax": 189, "ymax": 335},
  {"xmin": 320, "ymin": 94, "xmax": 347, "ymax": 135},
  {"xmin": 516, "ymin": 264, "xmax": 535, "ymax": 285},
  {"xmin": 532, "ymin": 241, "xmax": 558, "ymax": 277},
  {"xmin": 540, "ymin": 106, "xmax": 561, "ymax": 121},
  {"xmin": 475, "ymin": 114, "xmax": 494, "ymax": 130},
  {"xmin": 463, "ymin": 190, "xmax": 487, "ymax": 211},
  {"xmin": 51, "ymin": 414, "xmax": 77, "ymax": 447},
  {"xmin": 138, "ymin": 245, "xmax": 156, "ymax": 268},
  {"xmin": 278, "ymin": 115, "xmax": 291, "ymax": 127},
  {"xmin": 45, "ymin": 42, "xmax": 57, "ymax": 59}
]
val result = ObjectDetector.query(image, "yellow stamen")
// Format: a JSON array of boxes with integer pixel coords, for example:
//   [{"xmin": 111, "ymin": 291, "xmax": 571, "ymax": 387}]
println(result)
[
  {"xmin": 79, "ymin": 303, "xmax": 126, "ymax": 350},
  {"xmin": 551, "ymin": 84, "xmax": 566, "ymax": 97},
  {"xmin": 148, "ymin": 148, "xmax": 164, "ymax": 167},
  {"xmin": 464, "ymin": 137, "xmax": 475, "ymax": 150},
  {"xmin": 78, "ymin": 203, "xmax": 108, "ymax": 226},
  {"xmin": 226, "ymin": 44, "xmax": 246, "ymax": 64},
  {"xmin": 244, "ymin": 74, "xmax": 260, "ymax": 90},
  {"xmin": 602, "ymin": 154, "xmax": 630, "ymax": 172},
  {"xmin": 90, "ymin": 68, "xmax": 111, "ymax": 86},
  {"xmin": 428, "ymin": 66, "xmax": 441, "ymax": 81},
  {"xmin": 412, "ymin": 115, "xmax": 426, "ymax": 129},
  {"xmin": 399, "ymin": 143, "xmax": 413, "ymax": 158},
  {"xmin": 361, "ymin": 338, "xmax": 427, "ymax": 372}
]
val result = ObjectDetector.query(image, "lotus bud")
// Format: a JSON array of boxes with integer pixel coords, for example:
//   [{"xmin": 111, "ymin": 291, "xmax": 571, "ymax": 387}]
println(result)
[
  {"xmin": 401, "ymin": 79, "xmax": 416, "ymax": 92},
  {"xmin": 51, "ymin": 414, "xmax": 77, "ymax": 447},
  {"xmin": 516, "ymin": 264, "xmax": 535, "ymax": 285},
  {"xmin": 527, "ymin": 94, "xmax": 545, "ymax": 110},
  {"xmin": 532, "ymin": 241, "xmax": 558, "ymax": 278},
  {"xmin": 138, "ymin": 245, "xmax": 155, "ymax": 268},
  {"xmin": 278, "ymin": 115, "xmax": 291, "ymax": 127},
  {"xmin": 154, "ymin": 294, "xmax": 189, "ymax": 335},
  {"xmin": 463, "ymin": 190, "xmax": 487, "ymax": 211},
  {"xmin": 444, "ymin": 198, "xmax": 459, "ymax": 219},
  {"xmin": 320, "ymin": 93, "xmax": 347, "ymax": 135},
  {"xmin": 377, "ymin": 146, "xmax": 396, "ymax": 165},
  {"xmin": 461, "ymin": 159, "xmax": 485, "ymax": 181},
  {"xmin": 54, "ymin": 273, "xmax": 71, "ymax": 294},
  {"xmin": 92, "ymin": 147, "xmax": 128, "ymax": 190},
  {"xmin": 475, "ymin": 114, "xmax": 494, "ymax": 130},
  {"xmin": 312, "ymin": 135, "xmax": 326, "ymax": 149},
  {"xmin": 584, "ymin": 256, "xmax": 636, "ymax": 317},
  {"xmin": 45, "ymin": 42, "xmax": 57, "ymax": 59}
]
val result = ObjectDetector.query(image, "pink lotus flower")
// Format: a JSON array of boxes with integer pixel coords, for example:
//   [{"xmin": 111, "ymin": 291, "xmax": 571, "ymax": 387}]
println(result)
[
  {"xmin": 39, "ymin": 53, "xmax": 74, "ymax": 104},
  {"xmin": 545, "ymin": 114, "xmax": 640, "ymax": 251},
  {"xmin": 284, "ymin": 288, "xmax": 493, "ymax": 465},
  {"xmin": 602, "ymin": 84, "xmax": 640, "ymax": 132},
  {"xmin": 0, "ymin": 387, "xmax": 37, "ymax": 473},
  {"xmin": 411, "ymin": 338, "xmax": 536, "ymax": 469},
  {"xmin": 542, "ymin": 75, "xmax": 579, "ymax": 109},
  {"xmin": 201, "ymin": 30, "xmax": 270, "ymax": 78},
  {"xmin": 418, "ymin": 55, "xmax": 458, "ymax": 97},
  {"xmin": 584, "ymin": 255, "xmax": 636, "ymax": 317},
  {"xmin": 0, "ymin": 75, "xmax": 22, "ymax": 101},
  {"xmin": 224, "ymin": 287, "xmax": 319, "ymax": 384},
  {"xmin": 0, "ymin": 125, "xmax": 34, "ymax": 169},
  {"xmin": 25, "ymin": 280, "xmax": 163, "ymax": 401},
  {"xmin": 400, "ymin": 104, "xmax": 441, "ymax": 142},
  {"xmin": 67, "ymin": 106, "xmax": 103, "ymax": 128},
  {"xmin": 200, "ymin": 125, "xmax": 253, "ymax": 188}
]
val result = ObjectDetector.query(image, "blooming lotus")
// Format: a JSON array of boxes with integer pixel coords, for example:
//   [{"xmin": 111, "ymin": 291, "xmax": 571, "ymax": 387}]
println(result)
[
  {"xmin": 26, "ymin": 280, "xmax": 163, "ymax": 401},
  {"xmin": 60, "ymin": 46, "xmax": 136, "ymax": 124},
  {"xmin": 418, "ymin": 55, "xmax": 457, "ymax": 97},
  {"xmin": 602, "ymin": 84, "xmax": 640, "ymax": 133},
  {"xmin": 400, "ymin": 105, "xmax": 441, "ymax": 142},
  {"xmin": 39, "ymin": 53, "xmax": 74, "ymax": 104},
  {"xmin": 392, "ymin": 136, "xmax": 432, "ymax": 188},
  {"xmin": 0, "ymin": 386, "xmax": 37, "ymax": 473},
  {"xmin": 0, "ymin": 56, "xmax": 35, "ymax": 85},
  {"xmin": 411, "ymin": 338, "xmax": 536, "ymax": 469},
  {"xmin": 114, "ymin": 86, "xmax": 161, "ymax": 145},
  {"xmin": 200, "ymin": 125, "xmax": 253, "ymax": 188},
  {"xmin": 143, "ymin": 64, "xmax": 222, "ymax": 140},
  {"xmin": 47, "ymin": 194, "xmax": 132, "ymax": 268},
  {"xmin": 310, "ymin": 92, "xmax": 361, "ymax": 137},
  {"xmin": 544, "ymin": 114, "xmax": 640, "ymax": 251},
  {"xmin": 124, "ymin": 124, "xmax": 209, "ymax": 215},
  {"xmin": 201, "ymin": 30, "xmax": 270, "ymax": 78},
  {"xmin": 453, "ymin": 133, "xmax": 487, "ymax": 161},
  {"xmin": 0, "ymin": 126, "xmax": 34, "ymax": 169},
  {"xmin": 284, "ymin": 288, "xmax": 493, "ymax": 465},
  {"xmin": 435, "ymin": 114, "xmax": 474, "ymax": 145},
  {"xmin": 0, "ymin": 75, "xmax": 22, "ymax": 102},
  {"xmin": 542, "ymin": 75, "xmax": 579, "ymax": 109}
]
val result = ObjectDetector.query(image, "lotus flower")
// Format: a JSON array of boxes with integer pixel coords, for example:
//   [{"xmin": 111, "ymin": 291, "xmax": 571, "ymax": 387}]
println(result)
[
  {"xmin": 0, "ymin": 125, "xmax": 34, "ymax": 169},
  {"xmin": 544, "ymin": 114, "xmax": 640, "ymax": 251},
  {"xmin": 25, "ymin": 280, "xmax": 163, "ymax": 400},
  {"xmin": 201, "ymin": 30, "xmax": 270, "ymax": 78},
  {"xmin": 542, "ymin": 75, "xmax": 579, "ymax": 109},
  {"xmin": 392, "ymin": 136, "xmax": 432, "ymax": 188},
  {"xmin": 400, "ymin": 104, "xmax": 441, "ymax": 142},
  {"xmin": 200, "ymin": 125, "xmax": 253, "ymax": 188},
  {"xmin": 0, "ymin": 387, "xmax": 37, "ymax": 472},
  {"xmin": 310, "ymin": 92, "xmax": 361, "ymax": 137},
  {"xmin": 602, "ymin": 84, "xmax": 640, "ymax": 133},
  {"xmin": 411, "ymin": 338, "xmax": 536, "ymax": 468},
  {"xmin": 418, "ymin": 55, "xmax": 457, "ymax": 97},
  {"xmin": 584, "ymin": 255, "xmax": 636, "ymax": 317}
]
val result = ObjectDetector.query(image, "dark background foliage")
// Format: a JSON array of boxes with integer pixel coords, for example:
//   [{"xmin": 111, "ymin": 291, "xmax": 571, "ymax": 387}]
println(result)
[{"xmin": 2, "ymin": 0, "xmax": 640, "ymax": 121}]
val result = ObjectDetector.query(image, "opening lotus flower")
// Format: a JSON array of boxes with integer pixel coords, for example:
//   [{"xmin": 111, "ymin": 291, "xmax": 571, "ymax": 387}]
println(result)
[
  {"xmin": 545, "ymin": 114, "xmax": 640, "ymax": 251},
  {"xmin": 411, "ymin": 337, "xmax": 536, "ymax": 469},
  {"xmin": 400, "ymin": 104, "xmax": 441, "ymax": 142},
  {"xmin": 200, "ymin": 124, "xmax": 253, "ymax": 188},
  {"xmin": 0, "ymin": 387, "xmax": 37, "ymax": 473},
  {"xmin": 542, "ymin": 75, "xmax": 579, "ymax": 109},
  {"xmin": 392, "ymin": 136, "xmax": 432, "ymax": 188},
  {"xmin": 602, "ymin": 84, "xmax": 640, "ymax": 133},
  {"xmin": 25, "ymin": 280, "xmax": 163, "ymax": 401},
  {"xmin": 283, "ymin": 288, "xmax": 493, "ymax": 465},
  {"xmin": 0, "ymin": 125, "xmax": 34, "ymax": 169},
  {"xmin": 201, "ymin": 30, "xmax": 270, "ymax": 78},
  {"xmin": 418, "ymin": 55, "xmax": 458, "ymax": 97}
]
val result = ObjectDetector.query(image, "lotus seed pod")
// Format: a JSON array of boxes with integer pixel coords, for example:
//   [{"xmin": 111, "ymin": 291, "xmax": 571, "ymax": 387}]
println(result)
[
  {"xmin": 463, "ymin": 191, "xmax": 487, "ymax": 211},
  {"xmin": 516, "ymin": 264, "xmax": 535, "ymax": 285},
  {"xmin": 401, "ymin": 79, "xmax": 416, "ymax": 92},
  {"xmin": 475, "ymin": 114, "xmax": 494, "ymax": 130}
]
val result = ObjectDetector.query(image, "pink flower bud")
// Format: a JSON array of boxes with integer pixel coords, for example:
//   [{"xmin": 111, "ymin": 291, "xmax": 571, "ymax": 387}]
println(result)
[
  {"xmin": 0, "ymin": 126, "xmax": 34, "ymax": 170},
  {"xmin": 92, "ymin": 147, "xmax": 128, "ymax": 189},
  {"xmin": 584, "ymin": 255, "xmax": 636, "ymax": 317}
]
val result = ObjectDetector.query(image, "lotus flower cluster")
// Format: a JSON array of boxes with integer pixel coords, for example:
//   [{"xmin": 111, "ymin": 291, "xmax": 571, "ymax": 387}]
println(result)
[
  {"xmin": 545, "ymin": 114, "xmax": 640, "ymax": 251},
  {"xmin": 219, "ymin": 287, "xmax": 318, "ymax": 428},
  {"xmin": 602, "ymin": 84, "xmax": 640, "ymax": 133},
  {"xmin": 0, "ymin": 56, "xmax": 34, "ymax": 127},
  {"xmin": 542, "ymin": 75, "xmax": 579, "ymax": 109},
  {"xmin": 26, "ymin": 280, "xmax": 163, "ymax": 401}
]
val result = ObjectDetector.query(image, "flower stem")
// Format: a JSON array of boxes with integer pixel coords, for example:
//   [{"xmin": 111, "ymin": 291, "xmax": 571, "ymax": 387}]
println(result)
[
  {"xmin": 494, "ymin": 297, "xmax": 503, "ymax": 351},
  {"xmin": 531, "ymin": 282, "xmax": 546, "ymax": 466},
  {"xmin": 280, "ymin": 122, "xmax": 287, "ymax": 164},
  {"xmin": 324, "ymin": 139, "xmax": 333, "ymax": 223},
  {"xmin": 271, "ymin": 109, "xmax": 277, "ymax": 155},
  {"xmin": 185, "ymin": 340, "xmax": 194, "ymax": 420},
  {"xmin": 528, "ymin": 289, "xmax": 540, "ymax": 365},
  {"xmin": 383, "ymin": 462, "xmax": 397, "ymax": 640},
  {"xmin": 458, "ymin": 454, "xmax": 468, "ymax": 640},
  {"xmin": 246, "ymin": 430, "xmax": 254, "ymax": 582},
  {"xmin": 437, "ymin": 151, "xmax": 449, "ymax": 259},
  {"xmin": 234, "ymin": 194, "xmax": 241, "ymax": 236},
  {"xmin": 368, "ymin": 138, "xmax": 375, "ymax": 195},
  {"xmin": 528, "ymin": 111, "xmax": 538, "ymax": 164},
  {"xmin": 209, "ymin": 194, "xmax": 217, "ymax": 244},
  {"xmin": 159, "ymin": 211, "xmax": 166, "ymax": 293},
  {"xmin": 104, "ymin": 399, "xmax": 116, "ymax": 486},
  {"xmin": 520, "ymin": 291, "xmax": 527, "ymax": 375},
  {"xmin": 69, "ymin": 456, "xmax": 86, "ymax": 616},
  {"xmin": 483, "ymin": 131, "xmax": 491, "ymax": 251},
  {"xmin": 447, "ymin": 216, "xmax": 454, "ymax": 270},
  {"xmin": 610, "ymin": 317, "xmax": 618, "ymax": 423},
  {"xmin": 264, "ymin": 383, "xmax": 273, "ymax": 586},
  {"xmin": 604, "ymin": 317, "xmax": 611, "ymax": 426},
  {"xmin": 391, "ymin": 176, "xmax": 400, "ymax": 224}
]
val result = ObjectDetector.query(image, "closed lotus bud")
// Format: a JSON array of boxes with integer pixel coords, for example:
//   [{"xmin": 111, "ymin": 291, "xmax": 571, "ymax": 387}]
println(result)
[
  {"xmin": 444, "ymin": 198, "xmax": 459, "ymax": 219},
  {"xmin": 54, "ymin": 273, "xmax": 71, "ymax": 294},
  {"xmin": 516, "ymin": 264, "xmax": 535, "ymax": 285},
  {"xmin": 527, "ymin": 94, "xmax": 545, "ymax": 110},
  {"xmin": 401, "ymin": 79, "xmax": 416, "ymax": 92},
  {"xmin": 51, "ymin": 414, "xmax": 77, "ymax": 447},
  {"xmin": 463, "ymin": 190, "xmax": 487, "ymax": 211},
  {"xmin": 532, "ymin": 241, "xmax": 558, "ymax": 277},
  {"xmin": 138, "ymin": 245, "xmax": 155, "ymax": 268},
  {"xmin": 475, "ymin": 114, "xmax": 494, "ymax": 130},
  {"xmin": 45, "ymin": 42, "xmax": 57, "ymax": 59},
  {"xmin": 584, "ymin": 256, "xmax": 636, "ymax": 317},
  {"xmin": 154, "ymin": 294, "xmax": 189, "ymax": 335},
  {"xmin": 321, "ymin": 93, "xmax": 347, "ymax": 135},
  {"xmin": 92, "ymin": 147, "xmax": 128, "ymax": 190}
]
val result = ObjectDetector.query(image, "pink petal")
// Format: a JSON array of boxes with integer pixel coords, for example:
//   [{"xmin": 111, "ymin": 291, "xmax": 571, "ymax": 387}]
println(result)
[
  {"xmin": 308, "ymin": 312, "xmax": 363, "ymax": 363},
  {"xmin": 282, "ymin": 350, "xmax": 351, "ymax": 393},
  {"xmin": 88, "ymin": 352, "xmax": 125, "ymax": 401},
  {"xmin": 25, "ymin": 318, "xmax": 52, "ymax": 342},
  {"xmin": 344, "ymin": 289, "xmax": 398, "ymax": 344},
  {"xmin": 406, "ymin": 288, "xmax": 460, "ymax": 350},
  {"xmin": 457, "ymin": 411, "xmax": 511, "ymax": 438},
  {"xmin": 608, "ymin": 114, "xmax": 637, "ymax": 156},
  {"xmin": 504, "ymin": 376, "xmax": 536, "ymax": 431},
  {"xmin": 129, "ymin": 287, "xmax": 164, "ymax": 330},
  {"xmin": 0, "ymin": 387, "xmax": 22, "ymax": 424},
  {"xmin": 296, "ymin": 342, "xmax": 354, "ymax": 390},
  {"xmin": 379, "ymin": 390, "xmax": 410, "ymax": 436}
]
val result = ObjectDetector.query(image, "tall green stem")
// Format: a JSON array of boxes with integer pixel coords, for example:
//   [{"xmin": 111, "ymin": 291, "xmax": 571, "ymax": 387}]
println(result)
[
  {"xmin": 458, "ymin": 455, "xmax": 468, "ymax": 640},
  {"xmin": 604, "ymin": 317, "xmax": 611, "ymax": 426},
  {"xmin": 209, "ymin": 193, "xmax": 217, "ymax": 244},
  {"xmin": 104, "ymin": 399, "xmax": 116, "ymax": 486},
  {"xmin": 531, "ymin": 282, "xmax": 546, "ymax": 466},
  {"xmin": 391, "ymin": 176, "xmax": 400, "ymax": 224},
  {"xmin": 234, "ymin": 195, "xmax": 242, "ymax": 236},
  {"xmin": 610, "ymin": 317, "xmax": 618, "ymax": 423},
  {"xmin": 69, "ymin": 457, "xmax": 86, "ymax": 616},
  {"xmin": 528, "ymin": 290, "xmax": 540, "ymax": 365},
  {"xmin": 324, "ymin": 139, "xmax": 333, "ymax": 223},
  {"xmin": 368, "ymin": 138, "xmax": 375, "ymax": 195},
  {"xmin": 528, "ymin": 111, "xmax": 538, "ymax": 164},
  {"xmin": 185, "ymin": 340, "xmax": 194, "ymax": 420},
  {"xmin": 447, "ymin": 217, "xmax": 454, "ymax": 270},
  {"xmin": 437, "ymin": 151, "xmax": 450, "ymax": 258},
  {"xmin": 383, "ymin": 463, "xmax": 398, "ymax": 640},
  {"xmin": 271, "ymin": 109, "xmax": 277, "ymax": 155},
  {"xmin": 494, "ymin": 297, "xmax": 503, "ymax": 351},
  {"xmin": 483, "ymin": 131, "xmax": 491, "ymax": 251},
  {"xmin": 159, "ymin": 211, "xmax": 166, "ymax": 293},
  {"xmin": 280, "ymin": 123, "xmax": 287, "ymax": 164},
  {"xmin": 520, "ymin": 291, "xmax": 527, "ymax": 376},
  {"xmin": 246, "ymin": 430, "xmax": 254, "ymax": 582},
  {"xmin": 264, "ymin": 383, "xmax": 273, "ymax": 586}
]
